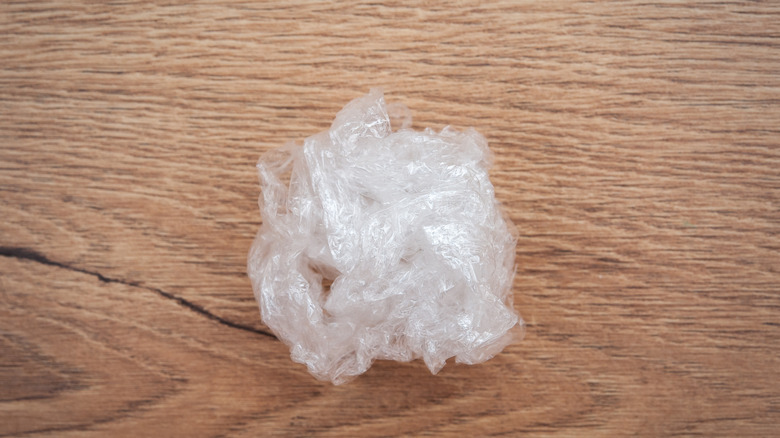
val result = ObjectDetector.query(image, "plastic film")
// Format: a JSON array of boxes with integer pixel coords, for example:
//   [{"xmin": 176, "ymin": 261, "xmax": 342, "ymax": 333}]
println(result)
[{"xmin": 248, "ymin": 89, "xmax": 522, "ymax": 384}]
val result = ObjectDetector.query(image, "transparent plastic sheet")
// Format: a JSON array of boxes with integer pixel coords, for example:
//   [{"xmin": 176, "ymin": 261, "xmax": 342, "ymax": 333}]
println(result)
[{"xmin": 248, "ymin": 89, "xmax": 523, "ymax": 384}]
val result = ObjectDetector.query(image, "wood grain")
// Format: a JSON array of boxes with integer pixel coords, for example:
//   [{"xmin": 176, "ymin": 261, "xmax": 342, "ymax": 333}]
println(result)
[{"xmin": 1, "ymin": 1, "xmax": 779, "ymax": 436}]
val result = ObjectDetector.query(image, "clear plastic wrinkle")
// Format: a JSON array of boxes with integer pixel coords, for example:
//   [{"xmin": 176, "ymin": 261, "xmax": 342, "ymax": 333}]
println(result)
[{"xmin": 247, "ymin": 89, "xmax": 523, "ymax": 384}]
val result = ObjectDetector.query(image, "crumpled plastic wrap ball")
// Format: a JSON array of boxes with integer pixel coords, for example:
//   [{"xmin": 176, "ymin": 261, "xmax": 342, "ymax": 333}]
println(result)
[{"xmin": 248, "ymin": 89, "xmax": 523, "ymax": 384}]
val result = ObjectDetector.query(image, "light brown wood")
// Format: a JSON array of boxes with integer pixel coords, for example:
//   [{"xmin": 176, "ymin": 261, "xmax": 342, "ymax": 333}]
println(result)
[{"xmin": 2, "ymin": 1, "xmax": 779, "ymax": 436}]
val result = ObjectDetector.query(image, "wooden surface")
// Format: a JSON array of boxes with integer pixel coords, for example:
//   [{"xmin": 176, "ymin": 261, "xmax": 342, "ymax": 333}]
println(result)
[{"xmin": 1, "ymin": 1, "xmax": 779, "ymax": 436}]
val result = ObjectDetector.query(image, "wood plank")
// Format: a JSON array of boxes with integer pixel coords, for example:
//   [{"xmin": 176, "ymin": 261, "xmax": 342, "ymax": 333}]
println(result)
[{"xmin": 1, "ymin": 1, "xmax": 779, "ymax": 435}]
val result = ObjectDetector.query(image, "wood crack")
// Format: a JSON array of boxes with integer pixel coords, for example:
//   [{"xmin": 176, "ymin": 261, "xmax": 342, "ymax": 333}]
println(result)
[{"xmin": 0, "ymin": 246, "xmax": 277, "ymax": 340}]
